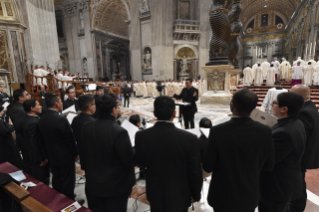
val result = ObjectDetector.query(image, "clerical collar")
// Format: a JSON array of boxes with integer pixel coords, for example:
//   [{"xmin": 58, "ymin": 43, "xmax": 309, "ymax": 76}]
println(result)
[
  {"xmin": 306, "ymin": 99, "xmax": 311, "ymax": 102},
  {"xmin": 48, "ymin": 108, "xmax": 60, "ymax": 113},
  {"xmin": 157, "ymin": 120, "xmax": 172, "ymax": 123},
  {"xmin": 68, "ymin": 98, "xmax": 75, "ymax": 101},
  {"xmin": 27, "ymin": 114, "xmax": 40, "ymax": 119}
]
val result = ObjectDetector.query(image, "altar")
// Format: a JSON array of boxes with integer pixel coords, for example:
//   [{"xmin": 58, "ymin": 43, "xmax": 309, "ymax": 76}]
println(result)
[{"xmin": 200, "ymin": 65, "xmax": 234, "ymax": 105}]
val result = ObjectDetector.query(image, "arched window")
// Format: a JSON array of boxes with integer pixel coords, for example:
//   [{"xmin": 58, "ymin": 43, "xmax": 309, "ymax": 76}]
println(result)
[
  {"xmin": 247, "ymin": 19, "xmax": 255, "ymax": 29},
  {"xmin": 275, "ymin": 15, "xmax": 283, "ymax": 25},
  {"xmin": 261, "ymin": 14, "xmax": 269, "ymax": 27}
]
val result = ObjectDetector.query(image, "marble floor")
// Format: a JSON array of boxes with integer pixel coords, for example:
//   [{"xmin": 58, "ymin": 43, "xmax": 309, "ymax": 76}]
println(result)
[{"xmin": 71, "ymin": 97, "xmax": 319, "ymax": 212}]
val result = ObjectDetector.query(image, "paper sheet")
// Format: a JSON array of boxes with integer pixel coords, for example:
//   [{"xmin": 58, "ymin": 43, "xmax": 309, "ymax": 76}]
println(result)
[
  {"xmin": 145, "ymin": 123, "xmax": 154, "ymax": 129},
  {"xmin": 9, "ymin": 170, "xmax": 26, "ymax": 182},
  {"xmin": 62, "ymin": 105, "xmax": 76, "ymax": 115},
  {"xmin": 175, "ymin": 122, "xmax": 182, "ymax": 129},
  {"xmin": 121, "ymin": 120, "xmax": 139, "ymax": 146},
  {"xmin": 186, "ymin": 128, "xmax": 201, "ymax": 138},
  {"xmin": 61, "ymin": 202, "xmax": 81, "ymax": 212},
  {"xmin": 200, "ymin": 128, "xmax": 210, "ymax": 138},
  {"xmin": 66, "ymin": 113, "xmax": 78, "ymax": 125},
  {"xmin": 2, "ymin": 102, "xmax": 9, "ymax": 109},
  {"xmin": 87, "ymin": 84, "xmax": 97, "ymax": 91},
  {"xmin": 250, "ymin": 109, "xmax": 278, "ymax": 127}
]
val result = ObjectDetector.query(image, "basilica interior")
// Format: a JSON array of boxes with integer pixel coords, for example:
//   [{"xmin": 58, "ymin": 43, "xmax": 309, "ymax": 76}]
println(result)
[{"xmin": 0, "ymin": 0, "xmax": 319, "ymax": 212}]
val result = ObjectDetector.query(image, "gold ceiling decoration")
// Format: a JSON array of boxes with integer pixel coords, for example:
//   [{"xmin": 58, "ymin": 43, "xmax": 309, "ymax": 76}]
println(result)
[
  {"xmin": 176, "ymin": 47, "xmax": 196, "ymax": 59},
  {"xmin": 240, "ymin": 0, "xmax": 299, "ymax": 25},
  {"xmin": 54, "ymin": 0, "xmax": 61, "ymax": 3}
]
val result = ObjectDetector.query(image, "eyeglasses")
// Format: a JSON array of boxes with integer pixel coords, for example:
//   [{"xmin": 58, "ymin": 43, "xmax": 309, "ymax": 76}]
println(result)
[{"xmin": 271, "ymin": 101, "xmax": 279, "ymax": 106}]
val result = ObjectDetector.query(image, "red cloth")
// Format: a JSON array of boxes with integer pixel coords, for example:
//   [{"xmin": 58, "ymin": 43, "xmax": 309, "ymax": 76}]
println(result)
[{"xmin": 0, "ymin": 162, "xmax": 92, "ymax": 212}]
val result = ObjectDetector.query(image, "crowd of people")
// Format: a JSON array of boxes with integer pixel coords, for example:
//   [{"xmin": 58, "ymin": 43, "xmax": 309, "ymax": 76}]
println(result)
[
  {"xmin": 242, "ymin": 57, "xmax": 319, "ymax": 86},
  {"xmin": 0, "ymin": 74, "xmax": 318, "ymax": 212}
]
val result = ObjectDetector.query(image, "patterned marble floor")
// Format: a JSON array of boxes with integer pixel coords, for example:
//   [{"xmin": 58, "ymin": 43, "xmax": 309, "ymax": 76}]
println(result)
[{"xmin": 72, "ymin": 97, "xmax": 319, "ymax": 212}]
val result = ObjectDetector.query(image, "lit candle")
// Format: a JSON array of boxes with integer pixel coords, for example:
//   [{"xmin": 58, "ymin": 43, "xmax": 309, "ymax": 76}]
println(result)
[
  {"xmin": 309, "ymin": 43, "xmax": 312, "ymax": 55},
  {"xmin": 306, "ymin": 44, "xmax": 308, "ymax": 56}
]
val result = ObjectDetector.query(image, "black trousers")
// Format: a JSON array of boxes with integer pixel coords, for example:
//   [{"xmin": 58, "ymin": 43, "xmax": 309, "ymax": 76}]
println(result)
[
  {"xmin": 183, "ymin": 110, "xmax": 195, "ymax": 129},
  {"xmin": 51, "ymin": 164, "xmax": 75, "ymax": 199},
  {"xmin": 151, "ymin": 208, "xmax": 188, "ymax": 212},
  {"xmin": 259, "ymin": 198, "xmax": 288, "ymax": 212},
  {"xmin": 26, "ymin": 163, "xmax": 50, "ymax": 185},
  {"xmin": 21, "ymin": 150, "xmax": 31, "ymax": 170},
  {"xmin": 288, "ymin": 169, "xmax": 307, "ymax": 212},
  {"xmin": 124, "ymin": 97, "xmax": 130, "ymax": 108},
  {"xmin": 86, "ymin": 190, "xmax": 131, "ymax": 212}
]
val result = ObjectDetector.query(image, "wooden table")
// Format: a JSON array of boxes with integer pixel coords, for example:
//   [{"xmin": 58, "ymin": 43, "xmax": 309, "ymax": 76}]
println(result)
[{"xmin": 0, "ymin": 162, "xmax": 92, "ymax": 212}]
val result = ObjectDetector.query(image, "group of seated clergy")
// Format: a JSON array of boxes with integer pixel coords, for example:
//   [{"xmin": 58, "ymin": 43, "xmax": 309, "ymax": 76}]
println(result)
[{"xmin": 0, "ymin": 82, "xmax": 318, "ymax": 212}]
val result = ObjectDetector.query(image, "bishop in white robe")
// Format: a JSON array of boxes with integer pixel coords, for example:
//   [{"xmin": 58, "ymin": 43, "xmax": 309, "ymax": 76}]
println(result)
[
  {"xmin": 303, "ymin": 65, "xmax": 314, "ymax": 86},
  {"xmin": 266, "ymin": 66, "xmax": 276, "ymax": 86},
  {"xmin": 279, "ymin": 59, "xmax": 292, "ymax": 81},
  {"xmin": 254, "ymin": 66, "xmax": 264, "ymax": 86},
  {"xmin": 261, "ymin": 61, "xmax": 270, "ymax": 80},
  {"xmin": 243, "ymin": 66, "xmax": 253, "ymax": 86}
]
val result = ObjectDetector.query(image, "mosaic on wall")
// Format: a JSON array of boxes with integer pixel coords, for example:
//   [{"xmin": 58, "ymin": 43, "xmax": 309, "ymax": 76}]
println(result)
[
  {"xmin": 94, "ymin": 0, "xmax": 129, "ymax": 38},
  {"xmin": 0, "ymin": 31, "xmax": 8, "ymax": 71},
  {"xmin": 5, "ymin": 2, "xmax": 13, "ymax": 16},
  {"xmin": 11, "ymin": 31, "xmax": 23, "ymax": 83}
]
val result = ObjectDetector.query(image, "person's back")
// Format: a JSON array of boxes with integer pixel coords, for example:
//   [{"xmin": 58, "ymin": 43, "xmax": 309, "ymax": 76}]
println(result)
[
  {"xmin": 203, "ymin": 88, "xmax": 274, "ymax": 212},
  {"xmin": 135, "ymin": 96, "xmax": 202, "ymax": 212}
]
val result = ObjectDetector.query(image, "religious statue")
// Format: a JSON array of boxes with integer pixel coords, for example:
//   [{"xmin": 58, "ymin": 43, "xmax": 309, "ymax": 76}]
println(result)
[
  {"xmin": 83, "ymin": 58, "xmax": 88, "ymax": 75},
  {"xmin": 208, "ymin": 71, "xmax": 225, "ymax": 92},
  {"xmin": 79, "ymin": 11, "xmax": 84, "ymax": 30},
  {"xmin": 179, "ymin": 56, "xmax": 190, "ymax": 77},
  {"xmin": 142, "ymin": 51, "xmax": 152, "ymax": 71},
  {"xmin": 139, "ymin": 0, "xmax": 150, "ymax": 14}
]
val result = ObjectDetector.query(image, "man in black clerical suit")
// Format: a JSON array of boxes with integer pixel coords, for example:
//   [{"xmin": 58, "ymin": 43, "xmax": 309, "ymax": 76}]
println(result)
[
  {"xmin": 122, "ymin": 84, "xmax": 131, "ymax": 108},
  {"xmin": 135, "ymin": 96, "xmax": 203, "ymax": 212},
  {"xmin": 71, "ymin": 95, "xmax": 95, "ymax": 172},
  {"xmin": 39, "ymin": 93, "xmax": 79, "ymax": 200},
  {"xmin": 259, "ymin": 92, "xmax": 306, "ymax": 212},
  {"xmin": 9, "ymin": 89, "xmax": 31, "ymax": 168},
  {"xmin": 23, "ymin": 99, "xmax": 49, "ymax": 185},
  {"xmin": 63, "ymin": 86, "xmax": 80, "ymax": 111},
  {"xmin": 289, "ymin": 85, "xmax": 319, "ymax": 212},
  {"xmin": 203, "ymin": 88, "xmax": 274, "ymax": 212},
  {"xmin": 173, "ymin": 78, "xmax": 198, "ymax": 129},
  {"xmin": 82, "ymin": 94, "xmax": 134, "ymax": 212}
]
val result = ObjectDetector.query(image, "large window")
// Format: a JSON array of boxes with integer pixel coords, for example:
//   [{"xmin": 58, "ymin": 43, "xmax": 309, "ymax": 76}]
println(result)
[
  {"xmin": 275, "ymin": 15, "xmax": 283, "ymax": 25},
  {"xmin": 247, "ymin": 19, "xmax": 255, "ymax": 29},
  {"xmin": 261, "ymin": 14, "xmax": 269, "ymax": 27},
  {"xmin": 56, "ymin": 19, "xmax": 64, "ymax": 38}
]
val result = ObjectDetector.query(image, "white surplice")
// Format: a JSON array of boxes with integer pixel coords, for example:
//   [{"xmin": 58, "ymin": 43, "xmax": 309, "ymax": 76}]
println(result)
[
  {"xmin": 243, "ymin": 67, "xmax": 253, "ymax": 86},
  {"xmin": 271, "ymin": 61, "xmax": 280, "ymax": 75},
  {"xmin": 266, "ymin": 68, "xmax": 276, "ymax": 86},
  {"xmin": 314, "ymin": 65, "xmax": 319, "ymax": 85},
  {"xmin": 254, "ymin": 66, "xmax": 264, "ymax": 86},
  {"xmin": 303, "ymin": 65, "xmax": 315, "ymax": 86},
  {"xmin": 292, "ymin": 66, "xmax": 303, "ymax": 80},
  {"xmin": 56, "ymin": 73, "xmax": 64, "ymax": 89},
  {"xmin": 293, "ymin": 59, "xmax": 306, "ymax": 67},
  {"xmin": 261, "ymin": 62, "xmax": 270, "ymax": 79}
]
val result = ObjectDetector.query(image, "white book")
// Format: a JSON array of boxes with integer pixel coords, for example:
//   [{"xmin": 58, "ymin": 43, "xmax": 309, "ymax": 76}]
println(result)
[
  {"xmin": 200, "ymin": 128, "xmax": 210, "ymax": 139},
  {"xmin": 62, "ymin": 105, "xmax": 76, "ymax": 115},
  {"xmin": 250, "ymin": 109, "xmax": 278, "ymax": 128},
  {"xmin": 186, "ymin": 128, "xmax": 201, "ymax": 138},
  {"xmin": 66, "ymin": 113, "xmax": 78, "ymax": 125}
]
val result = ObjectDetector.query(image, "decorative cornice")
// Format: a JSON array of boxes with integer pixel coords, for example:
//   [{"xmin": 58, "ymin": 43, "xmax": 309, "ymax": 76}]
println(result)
[{"xmin": 62, "ymin": 0, "xmax": 90, "ymax": 17}]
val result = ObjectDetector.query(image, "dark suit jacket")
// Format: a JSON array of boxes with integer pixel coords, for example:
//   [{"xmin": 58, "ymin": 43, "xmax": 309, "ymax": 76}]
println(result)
[
  {"xmin": 0, "ymin": 92, "xmax": 9, "ymax": 106},
  {"xmin": 173, "ymin": 86, "xmax": 199, "ymax": 114},
  {"xmin": 203, "ymin": 117, "xmax": 274, "ymax": 212},
  {"xmin": 135, "ymin": 122, "xmax": 203, "ymax": 212},
  {"xmin": 104, "ymin": 87, "xmax": 109, "ymax": 95},
  {"xmin": 71, "ymin": 113, "xmax": 94, "ymax": 171},
  {"xmin": 0, "ymin": 119, "xmax": 23, "ymax": 169},
  {"xmin": 260, "ymin": 117, "xmax": 306, "ymax": 202},
  {"xmin": 298, "ymin": 100, "xmax": 319, "ymax": 169},
  {"xmin": 38, "ymin": 110, "xmax": 78, "ymax": 166},
  {"xmin": 23, "ymin": 115, "xmax": 46, "ymax": 164},
  {"xmin": 123, "ymin": 86, "xmax": 131, "ymax": 98},
  {"xmin": 63, "ymin": 99, "xmax": 80, "ymax": 111},
  {"xmin": 198, "ymin": 134, "xmax": 209, "ymax": 163},
  {"xmin": 9, "ymin": 103, "xmax": 27, "ymax": 151},
  {"xmin": 82, "ymin": 115, "xmax": 135, "ymax": 197}
]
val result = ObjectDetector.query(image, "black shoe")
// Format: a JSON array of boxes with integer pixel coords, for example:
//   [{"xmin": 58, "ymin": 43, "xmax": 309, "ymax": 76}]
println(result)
[{"xmin": 77, "ymin": 199, "xmax": 85, "ymax": 205}]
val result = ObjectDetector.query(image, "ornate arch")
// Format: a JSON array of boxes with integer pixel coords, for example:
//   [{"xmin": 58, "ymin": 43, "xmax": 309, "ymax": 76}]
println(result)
[
  {"xmin": 92, "ymin": 0, "xmax": 130, "ymax": 38},
  {"xmin": 174, "ymin": 44, "xmax": 198, "ymax": 59}
]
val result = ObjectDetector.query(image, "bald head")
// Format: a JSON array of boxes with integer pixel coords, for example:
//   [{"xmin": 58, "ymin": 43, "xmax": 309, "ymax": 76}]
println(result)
[{"xmin": 290, "ymin": 85, "xmax": 310, "ymax": 101}]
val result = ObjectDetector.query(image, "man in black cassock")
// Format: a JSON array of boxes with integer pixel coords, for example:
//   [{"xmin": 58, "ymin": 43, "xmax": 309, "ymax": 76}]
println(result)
[
  {"xmin": 259, "ymin": 92, "xmax": 306, "ymax": 212},
  {"xmin": 203, "ymin": 88, "xmax": 274, "ymax": 212},
  {"xmin": 23, "ymin": 99, "xmax": 49, "ymax": 185},
  {"xmin": 9, "ymin": 89, "xmax": 30, "ymax": 168},
  {"xmin": 289, "ymin": 85, "xmax": 319, "ymax": 212},
  {"xmin": 63, "ymin": 86, "xmax": 80, "ymax": 111},
  {"xmin": 173, "ymin": 78, "xmax": 198, "ymax": 129},
  {"xmin": 71, "ymin": 95, "xmax": 95, "ymax": 172}
]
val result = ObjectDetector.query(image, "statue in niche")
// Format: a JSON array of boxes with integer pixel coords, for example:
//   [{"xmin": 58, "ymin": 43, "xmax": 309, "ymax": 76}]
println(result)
[
  {"xmin": 208, "ymin": 71, "xmax": 225, "ymax": 92},
  {"xmin": 139, "ymin": 0, "xmax": 150, "ymax": 14},
  {"xmin": 83, "ymin": 58, "xmax": 88, "ymax": 75},
  {"xmin": 79, "ymin": 10, "xmax": 84, "ymax": 30},
  {"xmin": 179, "ymin": 56, "xmax": 191, "ymax": 77},
  {"xmin": 142, "ymin": 50, "xmax": 152, "ymax": 70}
]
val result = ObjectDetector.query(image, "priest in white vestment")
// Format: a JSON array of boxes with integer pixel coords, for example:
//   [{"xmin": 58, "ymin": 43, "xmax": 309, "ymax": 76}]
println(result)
[
  {"xmin": 314, "ymin": 64, "xmax": 319, "ymax": 85},
  {"xmin": 56, "ymin": 70, "xmax": 64, "ymax": 90},
  {"xmin": 33, "ymin": 68, "xmax": 41, "ymax": 86},
  {"xmin": 261, "ymin": 61, "xmax": 270, "ymax": 80},
  {"xmin": 251, "ymin": 63, "xmax": 258, "ymax": 81},
  {"xmin": 293, "ymin": 57, "xmax": 306, "ymax": 67},
  {"xmin": 266, "ymin": 64, "xmax": 276, "ymax": 86},
  {"xmin": 291, "ymin": 62, "xmax": 303, "ymax": 86},
  {"xmin": 243, "ymin": 65, "xmax": 253, "ymax": 86},
  {"xmin": 279, "ymin": 58, "xmax": 291, "ymax": 81},
  {"xmin": 254, "ymin": 65, "xmax": 263, "ymax": 86},
  {"xmin": 271, "ymin": 58, "xmax": 280, "ymax": 81},
  {"xmin": 303, "ymin": 63, "xmax": 315, "ymax": 86},
  {"xmin": 261, "ymin": 81, "xmax": 288, "ymax": 114}
]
